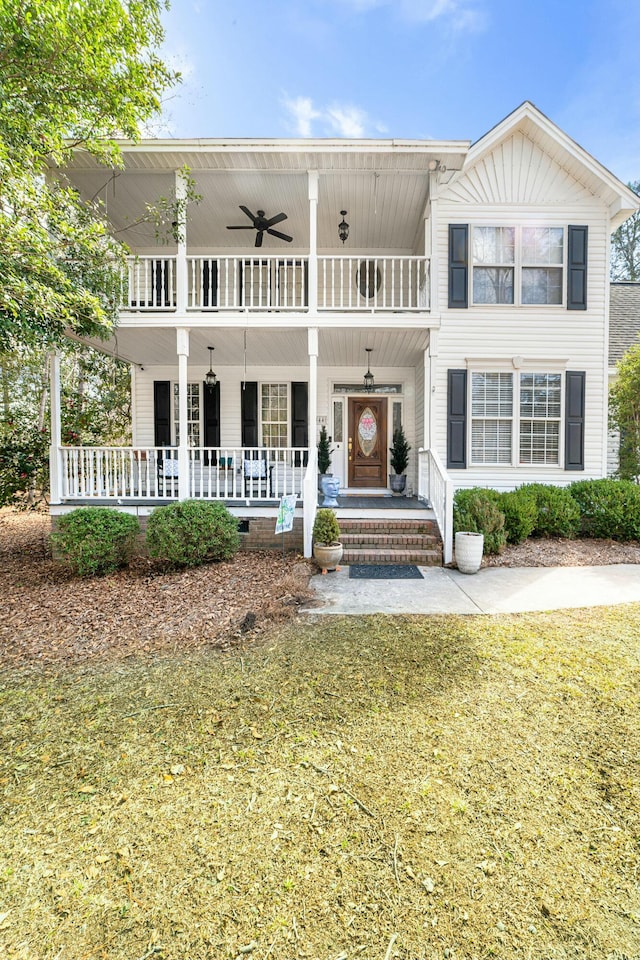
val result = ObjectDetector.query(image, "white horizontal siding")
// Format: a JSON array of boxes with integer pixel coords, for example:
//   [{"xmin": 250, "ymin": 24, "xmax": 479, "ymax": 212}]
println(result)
[
  {"xmin": 134, "ymin": 363, "xmax": 418, "ymax": 492},
  {"xmin": 431, "ymin": 139, "xmax": 612, "ymax": 482}
]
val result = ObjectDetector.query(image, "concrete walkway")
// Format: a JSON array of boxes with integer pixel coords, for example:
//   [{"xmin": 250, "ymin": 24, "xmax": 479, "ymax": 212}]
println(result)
[{"xmin": 304, "ymin": 563, "xmax": 640, "ymax": 615}]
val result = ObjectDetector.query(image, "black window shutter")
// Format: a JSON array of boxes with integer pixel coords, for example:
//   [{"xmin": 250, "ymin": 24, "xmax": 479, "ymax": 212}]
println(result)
[
  {"xmin": 291, "ymin": 381, "xmax": 309, "ymax": 466},
  {"xmin": 203, "ymin": 381, "xmax": 220, "ymax": 465},
  {"xmin": 447, "ymin": 369, "xmax": 467, "ymax": 469},
  {"xmin": 202, "ymin": 259, "xmax": 218, "ymax": 307},
  {"xmin": 241, "ymin": 381, "xmax": 259, "ymax": 448},
  {"xmin": 154, "ymin": 381, "xmax": 171, "ymax": 447},
  {"xmin": 565, "ymin": 371, "xmax": 585, "ymax": 470},
  {"xmin": 153, "ymin": 259, "xmax": 170, "ymax": 307},
  {"xmin": 448, "ymin": 224, "xmax": 468, "ymax": 309},
  {"xmin": 567, "ymin": 226, "xmax": 588, "ymax": 310}
]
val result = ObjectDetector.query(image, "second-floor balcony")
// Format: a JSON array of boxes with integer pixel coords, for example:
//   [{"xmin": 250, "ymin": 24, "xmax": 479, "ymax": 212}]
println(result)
[{"xmin": 123, "ymin": 254, "xmax": 430, "ymax": 315}]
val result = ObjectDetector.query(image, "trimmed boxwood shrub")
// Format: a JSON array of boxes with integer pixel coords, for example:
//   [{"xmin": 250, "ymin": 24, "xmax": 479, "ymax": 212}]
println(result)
[
  {"xmin": 498, "ymin": 489, "xmax": 538, "ymax": 545},
  {"xmin": 517, "ymin": 483, "xmax": 580, "ymax": 539},
  {"xmin": 453, "ymin": 488, "xmax": 506, "ymax": 555},
  {"xmin": 146, "ymin": 499, "xmax": 240, "ymax": 567},
  {"xmin": 568, "ymin": 478, "xmax": 640, "ymax": 541},
  {"xmin": 51, "ymin": 507, "xmax": 139, "ymax": 576}
]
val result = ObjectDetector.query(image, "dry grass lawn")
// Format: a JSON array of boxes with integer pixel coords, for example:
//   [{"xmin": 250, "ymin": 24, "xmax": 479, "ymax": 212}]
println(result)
[{"xmin": 1, "ymin": 606, "xmax": 639, "ymax": 960}]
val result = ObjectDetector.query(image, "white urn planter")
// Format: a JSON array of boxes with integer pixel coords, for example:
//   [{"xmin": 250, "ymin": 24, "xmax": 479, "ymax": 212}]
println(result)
[{"xmin": 455, "ymin": 531, "xmax": 484, "ymax": 574}]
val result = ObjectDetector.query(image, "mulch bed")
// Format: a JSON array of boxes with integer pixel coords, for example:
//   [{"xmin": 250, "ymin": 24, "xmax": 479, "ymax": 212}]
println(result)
[{"xmin": 0, "ymin": 510, "xmax": 314, "ymax": 670}]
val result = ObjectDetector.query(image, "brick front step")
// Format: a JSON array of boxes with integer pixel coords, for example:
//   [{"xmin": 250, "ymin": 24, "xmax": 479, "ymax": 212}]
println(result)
[
  {"xmin": 336, "ymin": 517, "xmax": 443, "ymax": 566},
  {"xmin": 342, "ymin": 547, "xmax": 442, "ymax": 565},
  {"xmin": 341, "ymin": 532, "xmax": 440, "ymax": 549}
]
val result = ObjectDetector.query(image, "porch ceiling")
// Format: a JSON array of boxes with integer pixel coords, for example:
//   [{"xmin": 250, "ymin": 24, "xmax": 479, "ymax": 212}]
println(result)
[
  {"xmin": 66, "ymin": 168, "xmax": 433, "ymax": 251},
  {"xmin": 78, "ymin": 326, "xmax": 430, "ymax": 369}
]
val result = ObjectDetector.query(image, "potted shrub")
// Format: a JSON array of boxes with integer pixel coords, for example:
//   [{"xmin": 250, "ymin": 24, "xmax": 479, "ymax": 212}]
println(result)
[
  {"xmin": 317, "ymin": 425, "xmax": 340, "ymax": 506},
  {"xmin": 312, "ymin": 508, "xmax": 343, "ymax": 573},
  {"xmin": 389, "ymin": 426, "xmax": 411, "ymax": 495}
]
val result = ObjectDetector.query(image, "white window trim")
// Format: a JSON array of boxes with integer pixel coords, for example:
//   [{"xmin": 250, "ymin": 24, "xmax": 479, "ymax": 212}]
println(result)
[
  {"xmin": 467, "ymin": 365, "xmax": 567, "ymax": 468},
  {"xmin": 172, "ymin": 380, "xmax": 201, "ymax": 448},
  {"xmin": 470, "ymin": 225, "xmax": 566, "ymax": 308},
  {"xmin": 259, "ymin": 381, "xmax": 290, "ymax": 448}
]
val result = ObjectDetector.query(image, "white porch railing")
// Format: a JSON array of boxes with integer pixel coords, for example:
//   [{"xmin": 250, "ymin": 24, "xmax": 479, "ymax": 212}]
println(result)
[
  {"xmin": 122, "ymin": 255, "xmax": 430, "ymax": 313},
  {"xmin": 418, "ymin": 448, "xmax": 453, "ymax": 564},
  {"xmin": 318, "ymin": 256, "xmax": 429, "ymax": 311},
  {"xmin": 187, "ymin": 256, "xmax": 309, "ymax": 311},
  {"xmin": 61, "ymin": 446, "xmax": 310, "ymax": 503},
  {"xmin": 124, "ymin": 257, "xmax": 177, "ymax": 310}
]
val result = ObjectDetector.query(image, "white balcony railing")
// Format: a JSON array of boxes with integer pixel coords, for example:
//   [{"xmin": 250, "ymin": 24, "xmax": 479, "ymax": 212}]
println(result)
[
  {"xmin": 318, "ymin": 256, "xmax": 429, "ymax": 311},
  {"xmin": 122, "ymin": 255, "xmax": 429, "ymax": 313},
  {"xmin": 124, "ymin": 257, "xmax": 176, "ymax": 310},
  {"xmin": 61, "ymin": 446, "xmax": 309, "ymax": 503}
]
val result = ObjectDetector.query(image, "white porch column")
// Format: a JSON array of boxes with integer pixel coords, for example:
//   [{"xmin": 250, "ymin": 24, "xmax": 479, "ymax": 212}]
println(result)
[
  {"xmin": 304, "ymin": 326, "xmax": 319, "ymax": 558},
  {"xmin": 176, "ymin": 327, "xmax": 190, "ymax": 500},
  {"xmin": 429, "ymin": 170, "xmax": 439, "ymax": 315},
  {"xmin": 307, "ymin": 170, "xmax": 319, "ymax": 314},
  {"xmin": 175, "ymin": 169, "xmax": 188, "ymax": 315},
  {"xmin": 49, "ymin": 351, "xmax": 63, "ymax": 503},
  {"xmin": 427, "ymin": 329, "xmax": 439, "ymax": 452}
]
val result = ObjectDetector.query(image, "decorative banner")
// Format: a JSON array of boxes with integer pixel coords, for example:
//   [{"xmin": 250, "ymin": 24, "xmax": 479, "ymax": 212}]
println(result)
[
  {"xmin": 358, "ymin": 407, "xmax": 377, "ymax": 458},
  {"xmin": 275, "ymin": 494, "xmax": 297, "ymax": 534}
]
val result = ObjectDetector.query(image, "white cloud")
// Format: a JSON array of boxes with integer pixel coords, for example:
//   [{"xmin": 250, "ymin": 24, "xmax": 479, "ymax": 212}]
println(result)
[
  {"xmin": 326, "ymin": 104, "xmax": 367, "ymax": 138},
  {"xmin": 282, "ymin": 96, "xmax": 323, "ymax": 137},
  {"xmin": 282, "ymin": 96, "xmax": 380, "ymax": 138}
]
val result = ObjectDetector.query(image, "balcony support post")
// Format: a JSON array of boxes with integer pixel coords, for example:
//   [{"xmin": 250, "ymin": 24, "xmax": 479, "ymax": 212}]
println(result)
[
  {"xmin": 177, "ymin": 327, "xmax": 190, "ymax": 500},
  {"xmin": 428, "ymin": 170, "xmax": 439, "ymax": 314},
  {"xmin": 308, "ymin": 171, "xmax": 319, "ymax": 314},
  {"xmin": 175, "ymin": 169, "xmax": 188, "ymax": 315},
  {"xmin": 49, "ymin": 350, "xmax": 63, "ymax": 503}
]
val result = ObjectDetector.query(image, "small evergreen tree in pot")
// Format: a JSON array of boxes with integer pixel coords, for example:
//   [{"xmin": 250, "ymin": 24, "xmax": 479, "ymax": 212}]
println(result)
[
  {"xmin": 317, "ymin": 425, "xmax": 333, "ymax": 474},
  {"xmin": 312, "ymin": 508, "xmax": 342, "ymax": 573},
  {"xmin": 389, "ymin": 426, "xmax": 411, "ymax": 493}
]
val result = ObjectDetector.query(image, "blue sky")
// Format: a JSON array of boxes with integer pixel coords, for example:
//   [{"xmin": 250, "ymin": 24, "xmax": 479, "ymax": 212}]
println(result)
[{"xmin": 157, "ymin": 0, "xmax": 639, "ymax": 183}]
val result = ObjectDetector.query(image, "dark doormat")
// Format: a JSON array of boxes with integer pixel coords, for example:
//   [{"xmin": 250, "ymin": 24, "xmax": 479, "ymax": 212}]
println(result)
[{"xmin": 349, "ymin": 564, "xmax": 424, "ymax": 580}]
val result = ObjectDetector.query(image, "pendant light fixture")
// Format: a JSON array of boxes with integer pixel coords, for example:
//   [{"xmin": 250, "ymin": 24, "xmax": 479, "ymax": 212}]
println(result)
[
  {"xmin": 205, "ymin": 346, "xmax": 217, "ymax": 390},
  {"xmin": 363, "ymin": 348, "xmax": 374, "ymax": 392},
  {"xmin": 338, "ymin": 210, "xmax": 349, "ymax": 244}
]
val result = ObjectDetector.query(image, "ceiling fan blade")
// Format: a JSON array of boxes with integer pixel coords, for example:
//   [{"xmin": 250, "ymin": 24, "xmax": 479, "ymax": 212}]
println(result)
[
  {"xmin": 227, "ymin": 225, "xmax": 254, "ymax": 229},
  {"xmin": 264, "ymin": 211, "xmax": 287, "ymax": 228},
  {"xmin": 239, "ymin": 205, "xmax": 257, "ymax": 223},
  {"xmin": 255, "ymin": 231, "xmax": 264, "ymax": 248},
  {"xmin": 267, "ymin": 228, "xmax": 293, "ymax": 242}
]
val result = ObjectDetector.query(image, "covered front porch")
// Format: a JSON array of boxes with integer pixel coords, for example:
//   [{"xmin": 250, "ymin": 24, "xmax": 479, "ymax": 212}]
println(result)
[{"xmin": 49, "ymin": 324, "xmax": 453, "ymax": 561}]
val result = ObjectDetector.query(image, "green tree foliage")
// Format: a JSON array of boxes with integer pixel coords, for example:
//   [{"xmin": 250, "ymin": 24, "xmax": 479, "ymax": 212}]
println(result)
[
  {"xmin": 146, "ymin": 501, "xmax": 241, "ymax": 568},
  {"xmin": 0, "ymin": 0, "xmax": 179, "ymax": 349},
  {"xmin": 610, "ymin": 342, "xmax": 640, "ymax": 480},
  {"xmin": 611, "ymin": 180, "xmax": 640, "ymax": 281},
  {"xmin": 0, "ymin": 343, "xmax": 131, "ymax": 506}
]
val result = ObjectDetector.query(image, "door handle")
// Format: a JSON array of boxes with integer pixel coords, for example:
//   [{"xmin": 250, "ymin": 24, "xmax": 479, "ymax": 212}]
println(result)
[{"xmin": 348, "ymin": 437, "xmax": 352, "ymax": 461}]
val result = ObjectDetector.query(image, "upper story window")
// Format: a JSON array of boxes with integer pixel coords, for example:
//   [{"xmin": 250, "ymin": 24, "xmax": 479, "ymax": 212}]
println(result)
[{"xmin": 472, "ymin": 226, "xmax": 564, "ymax": 306}]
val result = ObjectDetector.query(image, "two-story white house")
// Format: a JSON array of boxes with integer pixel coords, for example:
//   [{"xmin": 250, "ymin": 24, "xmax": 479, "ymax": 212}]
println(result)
[{"xmin": 49, "ymin": 102, "xmax": 639, "ymax": 562}]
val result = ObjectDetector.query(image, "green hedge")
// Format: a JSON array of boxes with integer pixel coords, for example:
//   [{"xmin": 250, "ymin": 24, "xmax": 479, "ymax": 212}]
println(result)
[
  {"xmin": 498, "ymin": 489, "xmax": 538, "ymax": 545},
  {"xmin": 515, "ymin": 484, "xmax": 580, "ymax": 539},
  {"xmin": 51, "ymin": 508, "xmax": 139, "ymax": 576},
  {"xmin": 568, "ymin": 479, "xmax": 640, "ymax": 541},
  {"xmin": 453, "ymin": 488, "xmax": 506, "ymax": 555},
  {"xmin": 146, "ymin": 500, "xmax": 240, "ymax": 568}
]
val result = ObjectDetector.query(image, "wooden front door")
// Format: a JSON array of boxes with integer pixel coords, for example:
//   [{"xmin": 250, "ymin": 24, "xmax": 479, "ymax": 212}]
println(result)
[{"xmin": 348, "ymin": 398, "xmax": 387, "ymax": 487}]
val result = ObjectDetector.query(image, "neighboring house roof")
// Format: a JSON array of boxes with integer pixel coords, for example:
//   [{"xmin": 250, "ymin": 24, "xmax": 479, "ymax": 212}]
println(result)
[{"xmin": 610, "ymin": 282, "xmax": 640, "ymax": 365}]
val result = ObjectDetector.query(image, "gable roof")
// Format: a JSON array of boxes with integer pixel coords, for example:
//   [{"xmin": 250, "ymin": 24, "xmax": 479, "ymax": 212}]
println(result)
[
  {"xmin": 460, "ymin": 102, "xmax": 639, "ymax": 231},
  {"xmin": 610, "ymin": 282, "xmax": 640, "ymax": 364}
]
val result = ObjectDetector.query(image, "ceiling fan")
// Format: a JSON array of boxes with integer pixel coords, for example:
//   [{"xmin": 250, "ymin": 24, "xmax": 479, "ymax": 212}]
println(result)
[{"xmin": 226, "ymin": 206, "xmax": 293, "ymax": 247}]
